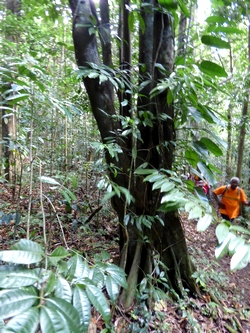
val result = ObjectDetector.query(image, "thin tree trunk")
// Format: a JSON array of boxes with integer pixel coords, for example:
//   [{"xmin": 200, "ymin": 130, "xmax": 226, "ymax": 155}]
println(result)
[{"xmin": 236, "ymin": 20, "xmax": 250, "ymax": 180}]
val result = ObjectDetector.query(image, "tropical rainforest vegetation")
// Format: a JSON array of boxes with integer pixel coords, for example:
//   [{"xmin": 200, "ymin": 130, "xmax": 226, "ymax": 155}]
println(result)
[{"xmin": 0, "ymin": 0, "xmax": 250, "ymax": 331}]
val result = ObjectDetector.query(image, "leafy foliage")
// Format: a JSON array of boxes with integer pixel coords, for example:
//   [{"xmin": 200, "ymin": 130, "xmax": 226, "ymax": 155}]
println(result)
[
  {"xmin": 0, "ymin": 240, "xmax": 127, "ymax": 332},
  {"xmin": 215, "ymin": 221, "xmax": 250, "ymax": 271}
]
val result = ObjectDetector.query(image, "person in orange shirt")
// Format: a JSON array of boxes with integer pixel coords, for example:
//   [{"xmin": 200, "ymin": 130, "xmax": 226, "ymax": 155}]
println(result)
[{"xmin": 212, "ymin": 177, "xmax": 250, "ymax": 222}]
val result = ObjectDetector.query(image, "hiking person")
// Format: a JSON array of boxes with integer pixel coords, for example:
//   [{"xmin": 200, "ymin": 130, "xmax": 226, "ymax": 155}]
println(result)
[{"xmin": 212, "ymin": 177, "xmax": 250, "ymax": 222}]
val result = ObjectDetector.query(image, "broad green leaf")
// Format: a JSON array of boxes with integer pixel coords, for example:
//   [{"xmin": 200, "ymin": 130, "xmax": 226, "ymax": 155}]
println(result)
[
  {"xmin": 161, "ymin": 189, "xmax": 186, "ymax": 204},
  {"xmin": 206, "ymin": 16, "xmax": 228, "ymax": 24},
  {"xmin": 215, "ymin": 232, "xmax": 233, "ymax": 259},
  {"xmin": 230, "ymin": 225, "xmax": 250, "ymax": 236},
  {"xmin": 40, "ymin": 306, "xmax": 72, "ymax": 333},
  {"xmin": 73, "ymin": 285, "xmax": 91, "ymax": 328},
  {"xmin": 144, "ymin": 174, "xmax": 162, "ymax": 183},
  {"xmin": 201, "ymin": 35, "xmax": 230, "ymax": 49},
  {"xmin": 192, "ymin": 141, "xmax": 208, "ymax": 157},
  {"xmin": 197, "ymin": 162, "xmax": 216, "ymax": 186},
  {"xmin": 185, "ymin": 202, "xmax": 196, "ymax": 212},
  {"xmin": 197, "ymin": 214, "xmax": 212, "ymax": 232},
  {"xmin": 185, "ymin": 148, "xmax": 199, "ymax": 167},
  {"xmin": 134, "ymin": 168, "xmax": 156, "ymax": 175},
  {"xmin": 160, "ymin": 181, "xmax": 175, "ymax": 192},
  {"xmin": 49, "ymin": 247, "xmax": 69, "ymax": 265},
  {"xmin": 158, "ymin": 0, "xmax": 177, "ymax": 9},
  {"xmin": 216, "ymin": 223, "xmax": 229, "ymax": 244},
  {"xmin": 86, "ymin": 285, "xmax": 111, "ymax": 323},
  {"xmin": 176, "ymin": 0, "xmax": 190, "ymax": 17},
  {"xmin": 152, "ymin": 178, "xmax": 166, "ymax": 190},
  {"xmin": 2, "ymin": 307, "xmax": 39, "ymax": 333},
  {"xmin": 228, "ymin": 235, "xmax": 244, "ymax": 254},
  {"xmin": 87, "ymin": 72, "xmax": 99, "ymax": 79},
  {"xmin": 200, "ymin": 137, "xmax": 223, "ymax": 156},
  {"xmin": 0, "ymin": 287, "xmax": 38, "ymax": 320},
  {"xmin": 230, "ymin": 245, "xmax": 250, "ymax": 271},
  {"xmin": 89, "ymin": 267, "xmax": 104, "ymax": 288},
  {"xmin": 0, "ymin": 250, "xmax": 42, "ymax": 265},
  {"xmin": 188, "ymin": 206, "xmax": 202, "ymax": 220},
  {"xmin": 39, "ymin": 176, "xmax": 61, "ymax": 185},
  {"xmin": 5, "ymin": 94, "xmax": 30, "ymax": 104},
  {"xmin": 11, "ymin": 239, "xmax": 43, "ymax": 252},
  {"xmin": 45, "ymin": 297, "xmax": 81, "ymax": 333},
  {"xmin": 0, "ymin": 266, "xmax": 39, "ymax": 288},
  {"xmin": 55, "ymin": 277, "xmax": 72, "ymax": 302},
  {"xmin": 137, "ymin": 12, "xmax": 145, "ymax": 34},
  {"xmin": 105, "ymin": 265, "xmax": 128, "ymax": 289},
  {"xmin": 67, "ymin": 255, "xmax": 90, "ymax": 280},
  {"xmin": 105, "ymin": 275, "xmax": 119, "ymax": 303},
  {"xmin": 199, "ymin": 61, "xmax": 228, "ymax": 78},
  {"xmin": 99, "ymin": 74, "xmax": 108, "ymax": 84},
  {"xmin": 45, "ymin": 272, "xmax": 57, "ymax": 296},
  {"xmin": 213, "ymin": 27, "xmax": 243, "ymax": 34},
  {"xmin": 128, "ymin": 11, "xmax": 135, "ymax": 32}
]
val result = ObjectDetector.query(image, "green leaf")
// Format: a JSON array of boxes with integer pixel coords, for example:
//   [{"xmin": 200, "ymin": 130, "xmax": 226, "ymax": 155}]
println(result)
[
  {"xmin": 67, "ymin": 255, "xmax": 90, "ymax": 280},
  {"xmin": 228, "ymin": 235, "xmax": 244, "ymax": 254},
  {"xmin": 54, "ymin": 277, "xmax": 72, "ymax": 302},
  {"xmin": 128, "ymin": 11, "xmax": 135, "ymax": 32},
  {"xmin": 5, "ymin": 94, "xmax": 30, "ymax": 104},
  {"xmin": 201, "ymin": 35, "xmax": 230, "ymax": 49},
  {"xmin": 105, "ymin": 265, "xmax": 128, "ymax": 289},
  {"xmin": 134, "ymin": 168, "xmax": 156, "ymax": 175},
  {"xmin": 0, "ymin": 266, "xmax": 39, "ymax": 288},
  {"xmin": 216, "ymin": 222, "xmax": 229, "ymax": 244},
  {"xmin": 40, "ymin": 306, "xmax": 73, "ymax": 333},
  {"xmin": 39, "ymin": 176, "xmax": 61, "ymax": 185},
  {"xmin": 49, "ymin": 247, "xmax": 69, "ymax": 265},
  {"xmin": 205, "ymin": 16, "xmax": 228, "ymax": 24},
  {"xmin": 73, "ymin": 285, "xmax": 91, "ymax": 328},
  {"xmin": 176, "ymin": 0, "xmax": 190, "ymax": 17},
  {"xmin": 105, "ymin": 275, "xmax": 119, "ymax": 303},
  {"xmin": 86, "ymin": 285, "xmax": 111, "ymax": 323},
  {"xmin": 200, "ymin": 137, "xmax": 223, "ymax": 156},
  {"xmin": 213, "ymin": 27, "xmax": 243, "ymax": 34},
  {"xmin": 185, "ymin": 148, "xmax": 199, "ymax": 167},
  {"xmin": 0, "ymin": 287, "xmax": 38, "ymax": 320},
  {"xmin": 188, "ymin": 206, "xmax": 202, "ymax": 220},
  {"xmin": 215, "ymin": 232, "xmax": 233, "ymax": 259},
  {"xmin": 45, "ymin": 272, "xmax": 57, "ymax": 296},
  {"xmin": 0, "ymin": 239, "xmax": 43, "ymax": 264},
  {"xmin": 230, "ymin": 225, "xmax": 250, "ymax": 236},
  {"xmin": 199, "ymin": 61, "xmax": 228, "ymax": 78},
  {"xmin": 197, "ymin": 162, "xmax": 216, "ymax": 186},
  {"xmin": 11, "ymin": 239, "xmax": 43, "ymax": 252},
  {"xmin": 230, "ymin": 245, "xmax": 250, "ymax": 271},
  {"xmin": 197, "ymin": 214, "xmax": 212, "ymax": 232},
  {"xmin": 45, "ymin": 297, "xmax": 81, "ymax": 333},
  {"xmin": 2, "ymin": 307, "xmax": 39, "ymax": 333},
  {"xmin": 158, "ymin": 0, "xmax": 177, "ymax": 9}
]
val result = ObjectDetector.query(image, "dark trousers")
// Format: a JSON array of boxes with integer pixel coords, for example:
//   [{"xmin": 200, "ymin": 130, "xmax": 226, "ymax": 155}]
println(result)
[{"xmin": 221, "ymin": 214, "xmax": 234, "ymax": 222}]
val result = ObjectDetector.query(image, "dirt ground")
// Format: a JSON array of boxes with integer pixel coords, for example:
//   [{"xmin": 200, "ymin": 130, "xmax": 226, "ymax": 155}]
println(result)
[{"xmin": 0, "ymin": 183, "xmax": 250, "ymax": 332}]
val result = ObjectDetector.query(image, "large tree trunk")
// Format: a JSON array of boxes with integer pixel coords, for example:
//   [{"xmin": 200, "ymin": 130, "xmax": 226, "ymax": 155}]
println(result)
[{"xmin": 69, "ymin": 0, "xmax": 198, "ymax": 308}]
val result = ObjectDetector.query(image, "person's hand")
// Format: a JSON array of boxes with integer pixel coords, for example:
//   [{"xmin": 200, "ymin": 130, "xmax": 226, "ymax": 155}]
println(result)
[{"xmin": 218, "ymin": 202, "xmax": 226, "ymax": 209}]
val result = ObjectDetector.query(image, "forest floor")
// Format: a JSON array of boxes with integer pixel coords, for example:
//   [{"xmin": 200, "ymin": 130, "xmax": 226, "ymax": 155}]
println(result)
[{"xmin": 0, "ymin": 183, "xmax": 250, "ymax": 332}]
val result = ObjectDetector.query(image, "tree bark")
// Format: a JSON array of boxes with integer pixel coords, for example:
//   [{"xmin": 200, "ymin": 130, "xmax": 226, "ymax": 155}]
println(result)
[
  {"xmin": 1, "ymin": 0, "xmax": 20, "ymax": 182},
  {"xmin": 236, "ymin": 19, "xmax": 250, "ymax": 181},
  {"xmin": 69, "ymin": 0, "xmax": 198, "ymax": 308}
]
